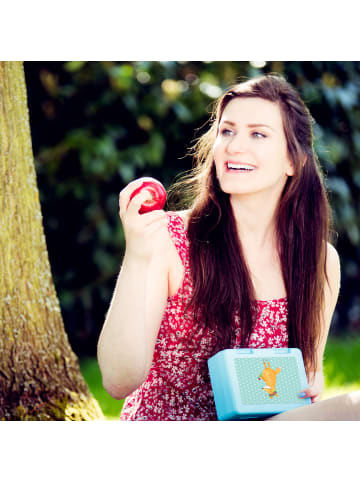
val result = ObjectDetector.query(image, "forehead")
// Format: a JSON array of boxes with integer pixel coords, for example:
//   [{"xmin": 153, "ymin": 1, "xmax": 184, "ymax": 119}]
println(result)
[{"xmin": 220, "ymin": 97, "xmax": 283, "ymax": 128}]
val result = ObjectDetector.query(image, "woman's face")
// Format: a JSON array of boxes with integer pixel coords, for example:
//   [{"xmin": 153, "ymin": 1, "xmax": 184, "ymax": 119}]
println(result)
[{"xmin": 213, "ymin": 97, "xmax": 294, "ymax": 199}]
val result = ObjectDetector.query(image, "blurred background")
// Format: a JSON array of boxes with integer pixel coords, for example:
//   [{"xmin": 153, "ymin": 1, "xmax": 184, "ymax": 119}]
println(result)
[{"xmin": 23, "ymin": 61, "xmax": 360, "ymax": 417}]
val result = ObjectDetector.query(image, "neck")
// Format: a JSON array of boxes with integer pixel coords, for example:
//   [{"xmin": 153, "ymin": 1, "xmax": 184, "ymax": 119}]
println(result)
[{"xmin": 230, "ymin": 192, "xmax": 280, "ymax": 250}]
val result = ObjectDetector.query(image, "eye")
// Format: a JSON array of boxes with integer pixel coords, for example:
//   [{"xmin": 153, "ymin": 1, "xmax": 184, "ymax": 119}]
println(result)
[
  {"xmin": 220, "ymin": 128, "xmax": 235, "ymax": 136},
  {"xmin": 252, "ymin": 131, "xmax": 267, "ymax": 139}
]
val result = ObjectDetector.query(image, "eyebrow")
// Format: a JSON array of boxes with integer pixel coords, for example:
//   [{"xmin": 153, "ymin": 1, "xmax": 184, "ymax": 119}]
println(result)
[{"xmin": 221, "ymin": 120, "xmax": 275, "ymax": 131}]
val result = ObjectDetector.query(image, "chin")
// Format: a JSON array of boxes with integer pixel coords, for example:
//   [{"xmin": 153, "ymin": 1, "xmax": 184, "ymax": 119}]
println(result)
[
  {"xmin": 220, "ymin": 177, "xmax": 286, "ymax": 199},
  {"xmin": 219, "ymin": 181, "xmax": 254, "ymax": 196}
]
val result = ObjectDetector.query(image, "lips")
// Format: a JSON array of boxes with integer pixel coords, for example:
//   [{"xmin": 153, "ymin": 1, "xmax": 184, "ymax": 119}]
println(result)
[{"xmin": 225, "ymin": 161, "xmax": 256, "ymax": 172}]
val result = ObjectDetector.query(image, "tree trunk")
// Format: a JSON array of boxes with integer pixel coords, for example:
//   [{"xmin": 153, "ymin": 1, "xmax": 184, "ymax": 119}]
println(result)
[{"xmin": 0, "ymin": 61, "xmax": 104, "ymax": 420}]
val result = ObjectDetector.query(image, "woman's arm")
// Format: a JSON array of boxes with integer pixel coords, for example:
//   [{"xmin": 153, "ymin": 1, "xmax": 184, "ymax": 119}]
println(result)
[
  {"xmin": 97, "ymin": 182, "xmax": 171, "ymax": 400},
  {"xmin": 300, "ymin": 242, "xmax": 341, "ymax": 402}
]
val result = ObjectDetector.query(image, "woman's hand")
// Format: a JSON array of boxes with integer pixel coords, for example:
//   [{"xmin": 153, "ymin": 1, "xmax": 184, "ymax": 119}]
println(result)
[
  {"xmin": 119, "ymin": 180, "xmax": 169, "ymax": 261},
  {"xmin": 298, "ymin": 370, "xmax": 325, "ymax": 403}
]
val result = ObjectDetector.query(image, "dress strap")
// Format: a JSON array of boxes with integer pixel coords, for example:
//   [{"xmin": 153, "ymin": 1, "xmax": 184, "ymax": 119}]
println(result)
[{"xmin": 166, "ymin": 211, "xmax": 188, "ymax": 268}]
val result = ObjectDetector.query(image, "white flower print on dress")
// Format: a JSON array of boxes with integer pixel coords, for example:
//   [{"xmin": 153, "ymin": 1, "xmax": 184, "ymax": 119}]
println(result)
[{"xmin": 120, "ymin": 213, "xmax": 288, "ymax": 421}]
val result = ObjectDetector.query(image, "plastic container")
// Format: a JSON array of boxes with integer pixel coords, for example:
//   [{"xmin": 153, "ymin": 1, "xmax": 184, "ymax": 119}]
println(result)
[{"xmin": 208, "ymin": 348, "xmax": 311, "ymax": 420}]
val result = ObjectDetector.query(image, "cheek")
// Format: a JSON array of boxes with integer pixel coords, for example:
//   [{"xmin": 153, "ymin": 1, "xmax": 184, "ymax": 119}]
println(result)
[
  {"xmin": 213, "ymin": 140, "xmax": 227, "ymax": 168},
  {"xmin": 213, "ymin": 134, "xmax": 226, "ymax": 152},
  {"xmin": 212, "ymin": 139, "xmax": 220, "ymax": 156},
  {"xmin": 213, "ymin": 142, "xmax": 224, "ymax": 161}
]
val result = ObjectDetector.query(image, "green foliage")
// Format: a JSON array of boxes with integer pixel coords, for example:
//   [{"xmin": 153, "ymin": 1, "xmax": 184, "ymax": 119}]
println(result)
[{"xmin": 24, "ymin": 61, "xmax": 360, "ymax": 355}]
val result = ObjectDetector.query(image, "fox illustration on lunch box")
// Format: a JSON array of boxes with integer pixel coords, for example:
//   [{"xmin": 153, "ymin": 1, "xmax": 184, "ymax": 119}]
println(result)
[
  {"xmin": 208, "ymin": 348, "xmax": 310, "ymax": 420},
  {"xmin": 258, "ymin": 361, "xmax": 281, "ymax": 399}
]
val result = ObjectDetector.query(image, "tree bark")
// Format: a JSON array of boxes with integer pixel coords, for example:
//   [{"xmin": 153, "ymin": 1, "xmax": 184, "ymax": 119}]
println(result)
[{"xmin": 0, "ymin": 61, "xmax": 104, "ymax": 420}]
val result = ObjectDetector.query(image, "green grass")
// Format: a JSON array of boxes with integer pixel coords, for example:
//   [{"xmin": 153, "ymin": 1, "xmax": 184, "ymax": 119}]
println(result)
[
  {"xmin": 80, "ymin": 357, "xmax": 124, "ymax": 420},
  {"xmin": 80, "ymin": 334, "xmax": 360, "ymax": 419},
  {"xmin": 322, "ymin": 334, "xmax": 360, "ymax": 399}
]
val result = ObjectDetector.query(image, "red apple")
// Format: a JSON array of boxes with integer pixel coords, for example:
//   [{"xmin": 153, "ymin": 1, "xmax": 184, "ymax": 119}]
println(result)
[{"xmin": 129, "ymin": 177, "xmax": 167, "ymax": 214}]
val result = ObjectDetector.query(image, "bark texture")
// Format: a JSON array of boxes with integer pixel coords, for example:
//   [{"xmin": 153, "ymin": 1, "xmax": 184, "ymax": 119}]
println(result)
[{"xmin": 0, "ymin": 61, "xmax": 104, "ymax": 420}]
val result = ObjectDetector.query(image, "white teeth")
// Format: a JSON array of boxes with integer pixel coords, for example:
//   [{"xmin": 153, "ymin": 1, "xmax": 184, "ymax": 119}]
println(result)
[{"xmin": 227, "ymin": 162, "xmax": 255, "ymax": 171}]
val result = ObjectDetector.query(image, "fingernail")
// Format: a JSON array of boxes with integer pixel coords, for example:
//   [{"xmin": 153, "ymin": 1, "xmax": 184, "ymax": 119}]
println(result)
[{"xmin": 298, "ymin": 392, "xmax": 307, "ymax": 398}]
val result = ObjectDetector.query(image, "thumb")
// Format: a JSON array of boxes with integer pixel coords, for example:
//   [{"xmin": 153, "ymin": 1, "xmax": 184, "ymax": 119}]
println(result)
[
  {"xmin": 298, "ymin": 387, "xmax": 318, "ymax": 403},
  {"xmin": 298, "ymin": 389, "xmax": 311, "ymax": 399}
]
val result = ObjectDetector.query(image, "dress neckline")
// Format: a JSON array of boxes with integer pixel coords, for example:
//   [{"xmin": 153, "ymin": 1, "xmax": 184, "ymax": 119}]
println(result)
[
  {"xmin": 255, "ymin": 297, "xmax": 287, "ymax": 304},
  {"xmin": 168, "ymin": 212, "xmax": 288, "ymax": 305}
]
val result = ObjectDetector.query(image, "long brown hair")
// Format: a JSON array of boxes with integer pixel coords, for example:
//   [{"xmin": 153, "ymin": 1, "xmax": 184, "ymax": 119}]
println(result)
[{"xmin": 169, "ymin": 74, "xmax": 332, "ymax": 373}]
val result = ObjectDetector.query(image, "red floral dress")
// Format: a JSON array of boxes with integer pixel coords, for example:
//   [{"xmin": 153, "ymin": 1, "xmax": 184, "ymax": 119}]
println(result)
[{"xmin": 120, "ymin": 212, "xmax": 288, "ymax": 421}]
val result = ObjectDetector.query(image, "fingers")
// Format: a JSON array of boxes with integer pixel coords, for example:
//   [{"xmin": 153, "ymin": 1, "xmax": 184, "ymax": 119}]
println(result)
[
  {"xmin": 119, "ymin": 180, "xmax": 143, "ymax": 218},
  {"xmin": 121, "ymin": 208, "xmax": 169, "ymax": 260},
  {"xmin": 127, "ymin": 210, "xmax": 168, "ymax": 236},
  {"xmin": 299, "ymin": 371, "xmax": 324, "ymax": 403},
  {"xmin": 142, "ymin": 214, "xmax": 169, "ymax": 240},
  {"xmin": 298, "ymin": 388, "xmax": 319, "ymax": 404},
  {"xmin": 119, "ymin": 180, "xmax": 155, "ymax": 219},
  {"xmin": 117, "ymin": 181, "xmax": 169, "ymax": 261},
  {"xmin": 298, "ymin": 390, "xmax": 309, "ymax": 399},
  {"xmin": 127, "ymin": 190, "xmax": 152, "ymax": 217}
]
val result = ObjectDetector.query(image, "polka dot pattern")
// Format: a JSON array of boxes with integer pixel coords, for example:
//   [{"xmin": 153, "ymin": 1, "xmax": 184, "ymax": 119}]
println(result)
[{"xmin": 234, "ymin": 356, "xmax": 302, "ymax": 405}]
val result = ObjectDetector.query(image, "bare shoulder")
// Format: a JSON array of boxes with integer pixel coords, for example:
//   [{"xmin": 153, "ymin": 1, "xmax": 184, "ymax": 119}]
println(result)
[
  {"xmin": 326, "ymin": 242, "xmax": 341, "ymax": 275},
  {"xmin": 171, "ymin": 209, "xmax": 191, "ymax": 230},
  {"xmin": 325, "ymin": 242, "xmax": 341, "ymax": 299}
]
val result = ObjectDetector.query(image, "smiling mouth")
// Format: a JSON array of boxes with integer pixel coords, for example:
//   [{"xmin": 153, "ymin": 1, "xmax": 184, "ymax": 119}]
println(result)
[{"xmin": 226, "ymin": 162, "xmax": 256, "ymax": 172}]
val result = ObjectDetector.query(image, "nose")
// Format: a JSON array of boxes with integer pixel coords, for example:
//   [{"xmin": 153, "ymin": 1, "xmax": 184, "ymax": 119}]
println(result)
[{"xmin": 226, "ymin": 133, "xmax": 247, "ymax": 154}]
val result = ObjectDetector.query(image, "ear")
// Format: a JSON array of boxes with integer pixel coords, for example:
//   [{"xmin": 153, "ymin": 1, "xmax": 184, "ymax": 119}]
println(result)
[
  {"xmin": 285, "ymin": 157, "xmax": 295, "ymax": 177},
  {"xmin": 286, "ymin": 153, "xmax": 307, "ymax": 176},
  {"xmin": 286, "ymin": 167, "xmax": 294, "ymax": 177}
]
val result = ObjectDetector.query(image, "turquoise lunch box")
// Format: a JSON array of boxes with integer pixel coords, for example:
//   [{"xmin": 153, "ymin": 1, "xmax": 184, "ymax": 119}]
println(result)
[{"xmin": 208, "ymin": 348, "xmax": 311, "ymax": 420}]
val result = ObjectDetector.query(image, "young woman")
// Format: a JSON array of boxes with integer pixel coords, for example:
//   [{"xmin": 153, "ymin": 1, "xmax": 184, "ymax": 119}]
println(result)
[{"xmin": 97, "ymin": 74, "xmax": 360, "ymax": 420}]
